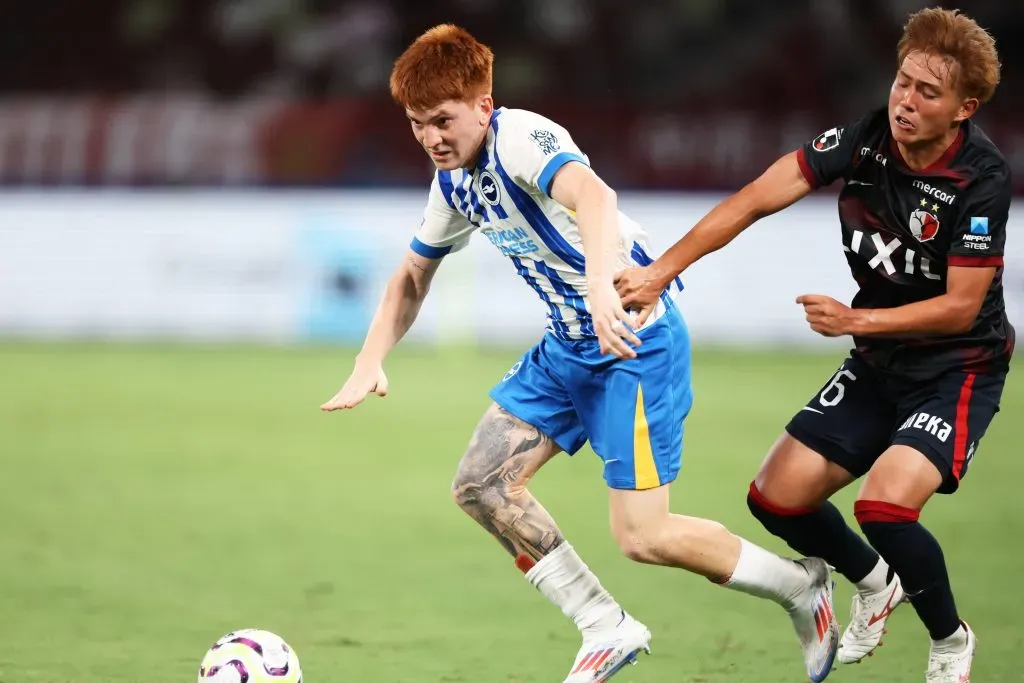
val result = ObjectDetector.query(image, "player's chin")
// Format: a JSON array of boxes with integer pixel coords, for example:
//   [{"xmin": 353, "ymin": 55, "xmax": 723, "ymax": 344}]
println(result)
[
  {"xmin": 430, "ymin": 153, "xmax": 461, "ymax": 170},
  {"xmin": 889, "ymin": 122, "xmax": 917, "ymax": 145}
]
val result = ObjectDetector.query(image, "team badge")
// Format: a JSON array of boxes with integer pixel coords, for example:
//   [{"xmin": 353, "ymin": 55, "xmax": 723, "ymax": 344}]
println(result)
[
  {"xmin": 478, "ymin": 169, "xmax": 501, "ymax": 206},
  {"xmin": 908, "ymin": 208, "xmax": 940, "ymax": 242},
  {"xmin": 812, "ymin": 127, "xmax": 842, "ymax": 152}
]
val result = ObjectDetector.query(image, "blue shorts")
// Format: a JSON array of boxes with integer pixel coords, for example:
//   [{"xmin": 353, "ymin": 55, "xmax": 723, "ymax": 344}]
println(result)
[{"xmin": 489, "ymin": 306, "xmax": 693, "ymax": 490}]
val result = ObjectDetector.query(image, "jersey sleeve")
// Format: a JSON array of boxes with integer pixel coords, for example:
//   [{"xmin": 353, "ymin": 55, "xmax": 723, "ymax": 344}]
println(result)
[
  {"xmin": 947, "ymin": 165, "xmax": 1011, "ymax": 267},
  {"xmin": 410, "ymin": 173, "xmax": 475, "ymax": 259},
  {"xmin": 796, "ymin": 116, "xmax": 870, "ymax": 188},
  {"xmin": 496, "ymin": 112, "xmax": 590, "ymax": 197}
]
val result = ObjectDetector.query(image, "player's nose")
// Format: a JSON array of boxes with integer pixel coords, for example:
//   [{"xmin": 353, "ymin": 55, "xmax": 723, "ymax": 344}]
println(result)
[{"xmin": 422, "ymin": 126, "xmax": 443, "ymax": 148}]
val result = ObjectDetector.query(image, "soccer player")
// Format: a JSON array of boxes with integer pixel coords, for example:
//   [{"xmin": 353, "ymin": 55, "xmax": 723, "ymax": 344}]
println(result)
[
  {"xmin": 615, "ymin": 8, "xmax": 1009, "ymax": 683},
  {"xmin": 321, "ymin": 24, "xmax": 840, "ymax": 683}
]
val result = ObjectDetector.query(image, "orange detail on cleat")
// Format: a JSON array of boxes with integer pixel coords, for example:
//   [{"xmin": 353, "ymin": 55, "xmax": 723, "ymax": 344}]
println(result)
[
  {"xmin": 814, "ymin": 599, "xmax": 832, "ymax": 642},
  {"xmin": 589, "ymin": 649, "xmax": 615, "ymax": 672},
  {"xmin": 571, "ymin": 653, "xmax": 593, "ymax": 674},
  {"xmin": 867, "ymin": 585, "xmax": 900, "ymax": 627}
]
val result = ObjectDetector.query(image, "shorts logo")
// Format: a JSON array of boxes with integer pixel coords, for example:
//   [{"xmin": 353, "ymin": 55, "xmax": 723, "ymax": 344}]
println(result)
[
  {"xmin": 898, "ymin": 411, "xmax": 952, "ymax": 442},
  {"xmin": 970, "ymin": 216, "xmax": 989, "ymax": 235},
  {"xmin": 529, "ymin": 129, "xmax": 561, "ymax": 155},
  {"xmin": 908, "ymin": 208, "xmax": 940, "ymax": 242},
  {"xmin": 477, "ymin": 170, "xmax": 501, "ymax": 206},
  {"xmin": 503, "ymin": 361, "xmax": 523, "ymax": 382},
  {"xmin": 812, "ymin": 127, "xmax": 842, "ymax": 152}
]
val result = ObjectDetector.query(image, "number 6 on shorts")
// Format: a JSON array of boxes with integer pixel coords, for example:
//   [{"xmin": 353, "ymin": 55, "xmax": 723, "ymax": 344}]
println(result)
[{"xmin": 819, "ymin": 366, "xmax": 858, "ymax": 408}]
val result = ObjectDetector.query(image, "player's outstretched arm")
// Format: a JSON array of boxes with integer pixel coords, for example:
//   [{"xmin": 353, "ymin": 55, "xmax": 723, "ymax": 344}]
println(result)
[
  {"xmin": 320, "ymin": 250, "xmax": 441, "ymax": 411},
  {"xmin": 549, "ymin": 161, "xmax": 641, "ymax": 359},
  {"xmin": 616, "ymin": 151, "xmax": 813, "ymax": 325}
]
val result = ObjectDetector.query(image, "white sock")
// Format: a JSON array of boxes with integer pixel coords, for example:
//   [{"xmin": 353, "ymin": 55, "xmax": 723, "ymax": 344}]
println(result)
[
  {"xmin": 932, "ymin": 623, "xmax": 969, "ymax": 652},
  {"xmin": 525, "ymin": 542, "xmax": 623, "ymax": 634},
  {"xmin": 854, "ymin": 558, "xmax": 890, "ymax": 596},
  {"xmin": 720, "ymin": 538, "xmax": 810, "ymax": 607}
]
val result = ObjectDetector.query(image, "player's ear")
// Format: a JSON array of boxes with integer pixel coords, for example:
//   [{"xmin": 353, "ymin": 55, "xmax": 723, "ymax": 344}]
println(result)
[
  {"xmin": 476, "ymin": 95, "xmax": 494, "ymax": 124},
  {"xmin": 954, "ymin": 97, "xmax": 979, "ymax": 123}
]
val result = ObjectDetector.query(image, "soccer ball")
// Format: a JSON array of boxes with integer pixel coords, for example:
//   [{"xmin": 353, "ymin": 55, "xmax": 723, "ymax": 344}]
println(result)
[{"xmin": 198, "ymin": 629, "xmax": 302, "ymax": 683}]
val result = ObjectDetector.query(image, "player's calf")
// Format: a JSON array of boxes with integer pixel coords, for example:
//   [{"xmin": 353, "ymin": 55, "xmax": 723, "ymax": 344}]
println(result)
[
  {"xmin": 454, "ymin": 404, "xmax": 637, "ymax": 674},
  {"xmin": 451, "ymin": 404, "xmax": 564, "ymax": 561},
  {"xmin": 610, "ymin": 487, "xmax": 839, "ymax": 680},
  {"xmin": 855, "ymin": 499, "xmax": 961, "ymax": 642},
  {"xmin": 749, "ymin": 491, "xmax": 899, "ymax": 665},
  {"xmin": 610, "ymin": 503, "xmax": 738, "ymax": 574},
  {"xmin": 747, "ymin": 482, "xmax": 882, "ymax": 587},
  {"xmin": 856, "ymin": 445, "xmax": 964, "ymax": 644}
]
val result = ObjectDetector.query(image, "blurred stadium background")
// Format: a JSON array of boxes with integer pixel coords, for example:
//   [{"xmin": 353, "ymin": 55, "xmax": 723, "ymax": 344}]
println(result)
[{"xmin": 1, "ymin": 1, "xmax": 1022, "ymax": 682}]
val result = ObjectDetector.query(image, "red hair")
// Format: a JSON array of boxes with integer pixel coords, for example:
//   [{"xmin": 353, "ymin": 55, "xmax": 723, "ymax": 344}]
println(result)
[{"xmin": 390, "ymin": 24, "xmax": 494, "ymax": 111}]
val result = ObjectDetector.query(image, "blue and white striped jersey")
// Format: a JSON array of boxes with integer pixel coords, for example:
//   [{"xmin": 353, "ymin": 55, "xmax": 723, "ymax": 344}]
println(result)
[{"xmin": 411, "ymin": 107, "xmax": 682, "ymax": 341}]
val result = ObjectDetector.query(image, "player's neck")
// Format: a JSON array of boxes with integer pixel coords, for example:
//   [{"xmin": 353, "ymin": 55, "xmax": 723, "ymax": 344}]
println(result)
[
  {"xmin": 462, "ymin": 131, "xmax": 489, "ymax": 169},
  {"xmin": 895, "ymin": 126, "xmax": 962, "ymax": 172}
]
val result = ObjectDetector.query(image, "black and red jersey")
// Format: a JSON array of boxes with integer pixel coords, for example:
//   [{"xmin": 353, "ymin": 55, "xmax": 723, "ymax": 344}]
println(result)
[{"xmin": 798, "ymin": 107, "xmax": 1014, "ymax": 380}]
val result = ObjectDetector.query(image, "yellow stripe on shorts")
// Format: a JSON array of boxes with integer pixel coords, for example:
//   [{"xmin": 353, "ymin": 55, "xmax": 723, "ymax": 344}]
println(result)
[{"xmin": 633, "ymin": 384, "xmax": 661, "ymax": 490}]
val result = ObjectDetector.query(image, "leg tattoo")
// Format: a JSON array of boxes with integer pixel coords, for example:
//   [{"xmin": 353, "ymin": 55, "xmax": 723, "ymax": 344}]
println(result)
[{"xmin": 452, "ymin": 405, "xmax": 564, "ymax": 561}]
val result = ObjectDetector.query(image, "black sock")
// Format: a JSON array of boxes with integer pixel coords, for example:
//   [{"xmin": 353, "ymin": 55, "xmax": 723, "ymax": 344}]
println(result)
[
  {"xmin": 855, "ymin": 500, "xmax": 961, "ymax": 641},
  {"xmin": 747, "ymin": 482, "xmax": 880, "ymax": 584}
]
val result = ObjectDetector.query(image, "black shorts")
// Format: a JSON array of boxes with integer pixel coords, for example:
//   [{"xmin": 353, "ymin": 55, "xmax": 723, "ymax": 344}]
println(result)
[{"xmin": 786, "ymin": 354, "xmax": 1006, "ymax": 494}]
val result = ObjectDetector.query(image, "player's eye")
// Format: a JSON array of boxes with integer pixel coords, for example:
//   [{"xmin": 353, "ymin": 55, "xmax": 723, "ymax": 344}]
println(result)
[{"xmin": 437, "ymin": 117, "xmax": 451, "ymax": 127}]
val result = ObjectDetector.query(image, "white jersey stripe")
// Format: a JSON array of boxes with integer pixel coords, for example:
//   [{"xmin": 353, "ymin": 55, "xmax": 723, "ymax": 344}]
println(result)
[{"xmin": 510, "ymin": 256, "xmax": 573, "ymax": 340}]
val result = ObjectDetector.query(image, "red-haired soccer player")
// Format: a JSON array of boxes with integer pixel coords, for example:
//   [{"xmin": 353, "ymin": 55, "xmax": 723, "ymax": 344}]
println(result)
[
  {"xmin": 617, "ymin": 8, "xmax": 1010, "ymax": 682},
  {"xmin": 323, "ymin": 24, "xmax": 839, "ymax": 683}
]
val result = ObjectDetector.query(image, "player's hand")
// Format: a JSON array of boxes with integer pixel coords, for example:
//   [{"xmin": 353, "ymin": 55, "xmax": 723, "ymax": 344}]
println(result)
[
  {"xmin": 591, "ymin": 280, "xmax": 642, "ymax": 360},
  {"xmin": 614, "ymin": 265, "xmax": 667, "ymax": 328},
  {"xmin": 320, "ymin": 361, "xmax": 389, "ymax": 411},
  {"xmin": 797, "ymin": 294, "xmax": 859, "ymax": 337}
]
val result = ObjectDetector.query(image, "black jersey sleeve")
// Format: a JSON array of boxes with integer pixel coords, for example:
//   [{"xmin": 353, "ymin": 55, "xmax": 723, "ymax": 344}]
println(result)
[
  {"xmin": 947, "ymin": 165, "xmax": 1011, "ymax": 267},
  {"xmin": 796, "ymin": 116, "xmax": 871, "ymax": 188}
]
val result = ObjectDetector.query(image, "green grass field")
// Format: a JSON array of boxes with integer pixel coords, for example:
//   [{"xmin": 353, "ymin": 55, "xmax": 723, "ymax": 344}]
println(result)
[{"xmin": 1, "ymin": 342, "xmax": 1020, "ymax": 683}]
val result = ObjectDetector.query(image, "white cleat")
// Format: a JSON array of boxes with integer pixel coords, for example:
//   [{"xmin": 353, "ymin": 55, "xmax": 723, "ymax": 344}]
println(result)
[
  {"xmin": 788, "ymin": 558, "xmax": 840, "ymax": 682},
  {"xmin": 838, "ymin": 572, "xmax": 905, "ymax": 664},
  {"xmin": 562, "ymin": 612, "xmax": 652, "ymax": 683},
  {"xmin": 926, "ymin": 622, "xmax": 976, "ymax": 683}
]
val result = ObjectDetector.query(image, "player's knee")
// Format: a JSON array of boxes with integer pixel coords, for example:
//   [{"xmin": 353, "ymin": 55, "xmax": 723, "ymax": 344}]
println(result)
[
  {"xmin": 752, "ymin": 472, "xmax": 821, "ymax": 510},
  {"xmin": 610, "ymin": 517, "xmax": 671, "ymax": 565},
  {"xmin": 747, "ymin": 481, "xmax": 816, "ymax": 529},
  {"xmin": 450, "ymin": 462, "xmax": 525, "ymax": 513},
  {"xmin": 754, "ymin": 435, "xmax": 853, "ymax": 508},
  {"xmin": 613, "ymin": 528, "xmax": 661, "ymax": 564},
  {"xmin": 853, "ymin": 499, "xmax": 920, "ymax": 529}
]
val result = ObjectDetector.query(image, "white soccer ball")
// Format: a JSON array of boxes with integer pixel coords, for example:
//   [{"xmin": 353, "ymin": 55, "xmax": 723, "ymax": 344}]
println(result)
[{"xmin": 198, "ymin": 629, "xmax": 302, "ymax": 683}]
